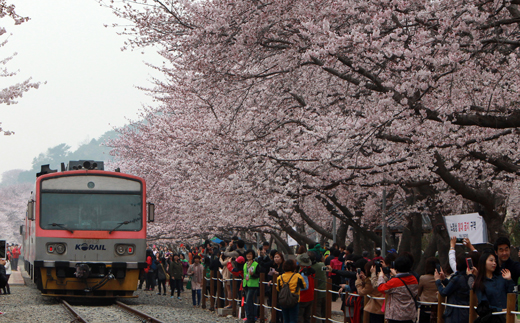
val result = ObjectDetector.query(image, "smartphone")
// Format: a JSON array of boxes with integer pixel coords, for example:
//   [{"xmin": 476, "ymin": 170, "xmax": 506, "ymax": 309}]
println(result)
[
  {"xmin": 435, "ymin": 263, "xmax": 441, "ymax": 273},
  {"xmin": 466, "ymin": 258, "xmax": 474, "ymax": 270},
  {"xmin": 456, "ymin": 238, "xmax": 464, "ymax": 244},
  {"xmin": 321, "ymin": 266, "xmax": 328, "ymax": 271},
  {"xmin": 391, "ymin": 261, "xmax": 395, "ymax": 269},
  {"xmin": 357, "ymin": 268, "xmax": 361, "ymax": 275}
]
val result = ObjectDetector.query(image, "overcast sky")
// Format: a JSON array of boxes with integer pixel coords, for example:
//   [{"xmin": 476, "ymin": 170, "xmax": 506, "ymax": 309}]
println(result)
[{"xmin": 0, "ymin": 0, "xmax": 161, "ymax": 175}]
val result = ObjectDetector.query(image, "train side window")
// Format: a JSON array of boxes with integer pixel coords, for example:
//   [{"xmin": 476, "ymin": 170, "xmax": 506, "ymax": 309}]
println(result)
[
  {"xmin": 147, "ymin": 203, "xmax": 155, "ymax": 223},
  {"xmin": 27, "ymin": 200, "xmax": 34, "ymax": 221}
]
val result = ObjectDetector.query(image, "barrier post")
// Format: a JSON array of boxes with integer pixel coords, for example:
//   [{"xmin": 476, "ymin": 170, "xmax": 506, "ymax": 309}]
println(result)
[
  {"xmin": 469, "ymin": 290, "xmax": 477, "ymax": 323},
  {"xmin": 437, "ymin": 293, "xmax": 445, "ymax": 323},
  {"xmin": 311, "ymin": 289, "xmax": 318, "ymax": 323},
  {"xmin": 271, "ymin": 274, "xmax": 278, "ymax": 323},
  {"xmin": 216, "ymin": 270, "xmax": 222, "ymax": 309},
  {"xmin": 343, "ymin": 291, "xmax": 348, "ymax": 323},
  {"xmin": 506, "ymin": 293, "xmax": 516, "ymax": 323},
  {"xmin": 209, "ymin": 270, "xmax": 215, "ymax": 311},
  {"xmin": 259, "ymin": 273, "xmax": 265, "ymax": 322},
  {"xmin": 202, "ymin": 267, "xmax": 207, "ymax": 309},
  {"xmin": 232, "ymin": 277, "xmax": 238, "ymax": 317},
  {"xmin": 363, "ymin": 296, "xmax": 369, "ymax": 323},
  {"xmin": 325, "ymin": 278, "xmax": 332, "ymax": 323}
]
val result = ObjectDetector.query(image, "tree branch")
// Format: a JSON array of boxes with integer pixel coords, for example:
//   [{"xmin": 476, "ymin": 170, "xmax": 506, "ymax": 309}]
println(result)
[
  {"xmin": 468, "ymin": 151, "xmax": 520, "ymax": 174},
  {"xmin": 294, "ymin": 204, "xmax": 333, "ymax": 240}
]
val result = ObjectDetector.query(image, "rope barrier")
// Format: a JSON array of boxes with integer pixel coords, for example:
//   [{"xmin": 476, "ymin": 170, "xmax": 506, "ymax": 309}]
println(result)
[
  {"xmin": 366, "ymin": 295, "xmax": 385, "ymax": 300},
  {"xmin": 440, "ymin": 303, "xmax": 470, "ymax": 309}
]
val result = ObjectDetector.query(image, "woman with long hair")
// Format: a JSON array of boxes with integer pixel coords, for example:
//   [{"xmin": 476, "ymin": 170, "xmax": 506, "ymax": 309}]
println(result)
[
  {"xmin": 357, "ymin": 261, "xmax": 384, "ymax": 323},
  {"xmin": 435, "ymin": 256, "xmax": 470, "ymax": 323},
  {"xmin": 472, "ymin": 251, "xmax": 514, "ymax": 311}
]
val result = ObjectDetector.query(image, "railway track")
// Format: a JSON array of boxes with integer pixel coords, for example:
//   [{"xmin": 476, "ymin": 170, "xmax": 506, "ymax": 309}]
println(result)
[{"xmin": 60, "ymin": 298, "xmax": 166, "ymax": 323}]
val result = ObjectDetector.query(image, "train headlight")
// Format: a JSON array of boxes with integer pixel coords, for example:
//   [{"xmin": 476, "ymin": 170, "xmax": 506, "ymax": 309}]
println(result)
[
  {"xmin": 116, "ymin": 245, "xmax": 126, "ymax": 255},
  {"xmin": 55, "ymin": 243, "xmax": 66, "ymax": 254},
  {"xmin": 115, "ymin": 244, "xmax": 136, "ymax": 256}
]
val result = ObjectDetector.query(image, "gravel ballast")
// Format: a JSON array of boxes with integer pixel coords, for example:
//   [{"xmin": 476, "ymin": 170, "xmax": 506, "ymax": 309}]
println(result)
[{"xmin": 0, "ymin": 272, "xmax": 243, "ymax": 323}]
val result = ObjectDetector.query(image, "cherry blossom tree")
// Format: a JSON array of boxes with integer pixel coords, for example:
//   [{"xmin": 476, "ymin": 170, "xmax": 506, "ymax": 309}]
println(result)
[
  {"xmin": 0, "ymin": 170, "xmax": 32, "ymax": 244},
  {"xmin": 0, "ymin": 0, "xmax": 41, "ymax": 135},
  {"xmin": 104, "ymin": 0, "xmax": 520, "ymax": 251}
]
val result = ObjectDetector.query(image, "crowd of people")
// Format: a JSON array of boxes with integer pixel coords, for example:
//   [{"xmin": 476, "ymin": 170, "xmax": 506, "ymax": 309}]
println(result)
[{"xmin": 140, "ymin": 236, "xmax": 520, "ymax": 323}]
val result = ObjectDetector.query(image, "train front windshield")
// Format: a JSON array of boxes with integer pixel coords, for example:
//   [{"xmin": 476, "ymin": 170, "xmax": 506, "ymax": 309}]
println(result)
[{"xmin": 40, "ymin": 193, "xmax": 142, "ymax": 232}]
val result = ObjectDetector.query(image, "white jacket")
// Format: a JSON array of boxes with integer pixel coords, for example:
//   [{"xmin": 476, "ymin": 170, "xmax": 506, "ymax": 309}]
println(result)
[{"xmin": 5, "ymin": 260, "xmax": 11, "ymax": 275}]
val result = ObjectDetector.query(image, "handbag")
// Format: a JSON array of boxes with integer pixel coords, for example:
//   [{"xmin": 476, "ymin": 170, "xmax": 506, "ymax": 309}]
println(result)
[
  {"xmin": 161, "ymin": 264, "xmax": 170, "ymax": 281},
  {"xmin": 187, "ymin": 277, "xmax": 192, "ymax": 290}
]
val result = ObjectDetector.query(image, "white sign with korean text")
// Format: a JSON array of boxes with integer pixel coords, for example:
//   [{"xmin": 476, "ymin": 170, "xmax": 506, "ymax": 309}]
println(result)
[
  {"xmin": 444, "ymin": 212, "xmax": 488, "ymax": 244},
  {"xmin": 287, "ymin": 233, "xmax": 298, "ymax": 246}
]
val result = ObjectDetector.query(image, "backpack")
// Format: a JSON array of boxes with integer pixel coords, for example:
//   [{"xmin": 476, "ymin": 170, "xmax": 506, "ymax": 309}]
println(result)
[
  {"xmin": 150, "ymin": 259, "xmax": 157, "ymax": 271},
  {"xmin": 278, "ymin": 273, "xmax": 300, "ymax": 308}
]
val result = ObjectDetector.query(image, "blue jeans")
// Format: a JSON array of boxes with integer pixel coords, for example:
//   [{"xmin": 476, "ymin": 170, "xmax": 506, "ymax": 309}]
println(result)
[
  {"xmin": 244, "ymin": 287, "xmax": 258, "ymax": 321},
  {"xmin": 282, "ymin": 303, "xmax": 299, "ymax": 323},
  {"xmin": 192, "ymin": 289, "xmax": 201, "ymax": 305}
]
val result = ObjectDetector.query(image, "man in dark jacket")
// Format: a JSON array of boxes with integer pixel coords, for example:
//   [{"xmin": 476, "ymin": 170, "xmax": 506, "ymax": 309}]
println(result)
[
  {"xmin": 494, "ymin": 237, "xmax": 520, "ymax": 284},
  {"xmin": 168, "ymin": 254, "xmax": 184, "ymax": 299}
]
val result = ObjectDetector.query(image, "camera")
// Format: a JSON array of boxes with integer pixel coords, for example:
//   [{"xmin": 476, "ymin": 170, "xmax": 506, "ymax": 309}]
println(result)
[{"xmin": 375, "ymin": 260, "xmax": 382, "ymax": 273}]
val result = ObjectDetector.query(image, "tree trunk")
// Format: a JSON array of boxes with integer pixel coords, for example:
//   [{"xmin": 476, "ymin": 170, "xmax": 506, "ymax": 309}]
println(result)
[
  {"xmin": 399, "ymin": 217, "xmax": 414, "ymax": 254},
  {"xmin": 270, "ymin": 231, "xmax": 293, "ymax": 255},
  {"xmin": 336, "ymin": 222, "xmax": 348, "ymax": 247},
  {"xmin": 411, "ymin": 213, "xmax": 423, "ymax": 271}
]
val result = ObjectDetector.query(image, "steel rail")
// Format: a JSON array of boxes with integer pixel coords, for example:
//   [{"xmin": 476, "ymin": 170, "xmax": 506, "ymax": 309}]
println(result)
[
  {"xmin": 59, "ymin": 299, "xmax": 89, "ymax": 323},
  {"xmin": 116, "ymin": 300, "xmax": 166, "ymax": 323}
]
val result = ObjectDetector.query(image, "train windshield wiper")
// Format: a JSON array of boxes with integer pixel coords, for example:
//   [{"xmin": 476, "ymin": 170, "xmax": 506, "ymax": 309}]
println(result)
[
  {"xmin": 49, "ymin": 223, "xmax": 74, "ymax": 233},
  {"xmin": 109, "ymin": 217, "xmax": 139, "ymax": 234}
]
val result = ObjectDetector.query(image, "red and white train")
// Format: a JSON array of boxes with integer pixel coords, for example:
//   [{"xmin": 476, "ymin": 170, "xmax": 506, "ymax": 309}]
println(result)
[{"xmin": 21, "ymin": 160, "xmax": 154, "ymax": 297}]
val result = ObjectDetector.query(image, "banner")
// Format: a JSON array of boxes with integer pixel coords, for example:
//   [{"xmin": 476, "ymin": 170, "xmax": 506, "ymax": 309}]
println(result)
[
  {"xmin": 287, "ymin": 232, "xmax": 299, "ymax": 246},
  {"xmin": 443, "ymin": 212, "xmax": 488, "ymax": 244}
]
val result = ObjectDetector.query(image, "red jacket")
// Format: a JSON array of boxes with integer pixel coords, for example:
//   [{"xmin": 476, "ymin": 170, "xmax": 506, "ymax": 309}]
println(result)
[
  {"xmin": 299, "ymin": 268, "xmax": 315, "ymax": 303},
  {"xmin": 329, "ymin": 258, "xmax": 343, "ymax": 276},
  {"xmin": 12, "ymin": 247, "xmax": 21, "ymax": 258},
  {"xmin": 144, "ymin": 256, "xmax": 152, "ymax": 273}
]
